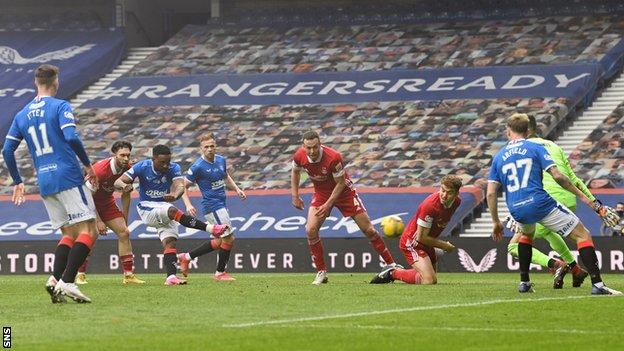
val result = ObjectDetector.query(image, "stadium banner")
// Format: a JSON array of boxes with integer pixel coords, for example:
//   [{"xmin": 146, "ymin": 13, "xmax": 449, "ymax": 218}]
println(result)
[
  {"xmin": 0, "ymin": 29, "xmax": 126, "ymax": 138},
  {"xmin": 0, "ymin": 187, "xmax": 481, "ymax": 241},
  {"xmin": 1, "ymin": 237, "xmax": 623, "ymax": 274},
  {"xmin": 81, "ymin": 64, "xmax": 601, "ymax": 108}
]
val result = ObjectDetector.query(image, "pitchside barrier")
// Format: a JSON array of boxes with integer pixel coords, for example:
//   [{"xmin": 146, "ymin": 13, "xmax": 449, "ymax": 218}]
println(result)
[
  {"xmin": 0, "ymin": 188, "xmax": 622, "ymax": 274},
  {"xmin": 1, "ymin": 237, "xmax": 624, "ymax": 274}
]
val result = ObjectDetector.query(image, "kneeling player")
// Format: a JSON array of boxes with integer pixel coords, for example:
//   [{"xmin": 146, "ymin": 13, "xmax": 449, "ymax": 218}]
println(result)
[
  {"xmin": 114, "ymin": 144, "xmax": 228, "ymax": 285},
  {"xmin": 370, "ymin": 176, "xmax": 462, "ymax": 284}
]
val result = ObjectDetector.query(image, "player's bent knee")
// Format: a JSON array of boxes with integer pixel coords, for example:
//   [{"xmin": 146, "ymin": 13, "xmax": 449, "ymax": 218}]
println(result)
[
  {"xmin": 421, "ymin": 275, "xmax": 437, "ymax": 285},
  {"xmin": 306, "ymin": 227, "xmax": 320, "ymax": 238},
  {"xmin": 166, "ymin": 206, "xmax": 178, "ymax": 218},
  {"xmin": 117, "ymin": 229, "xmax": 130, "ymax": 240},
  {"xmin": 162, "ymin": 237, "xmax": 176, "ymax": 248},
  {"xmin": 570, "ymin": 225, "xmax": 591, "ymax": 242},
  {"xmin": 363, "ymin": 226, "xmax": 378, "ymax": 238}
]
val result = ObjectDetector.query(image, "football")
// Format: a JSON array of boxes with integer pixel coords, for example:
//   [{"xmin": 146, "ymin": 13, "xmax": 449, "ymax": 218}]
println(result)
[{"xmin": 380, "ymin": 215, "xmax": 404, "ymax": 238}]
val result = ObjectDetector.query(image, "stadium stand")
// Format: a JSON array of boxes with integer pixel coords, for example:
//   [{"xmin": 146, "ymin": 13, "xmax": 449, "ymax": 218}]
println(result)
[
  {"xmin": 127, "ymin": 15, "xmax": 624, "ymax": 76},
  {"xmin": 2, "ymin": 13, "xmax": 623, "ymax": 201},
  {"xmin": 570, "ymin": 102, "xmax": 624, "ymax": 188}
]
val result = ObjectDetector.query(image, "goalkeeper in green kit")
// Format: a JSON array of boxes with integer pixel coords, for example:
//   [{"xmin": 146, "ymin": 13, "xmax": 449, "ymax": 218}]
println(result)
[{"xmin": 506, "ymin": 115, "xmax": 620, "ymax": 289}]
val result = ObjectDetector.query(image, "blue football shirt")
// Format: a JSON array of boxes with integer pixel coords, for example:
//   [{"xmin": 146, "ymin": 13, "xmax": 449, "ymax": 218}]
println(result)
[
  {"xmin": 124, "ymin": 159, "xmax": 184, "ymax": 202},
  {"xmin": 186, "ymin": 155, "xmax": 228, "ymax": 214},
  {"xmin": 5, "ymin": 96, "xmax": 84, "ymax": 196},
  {"xmin": 488, "ymin": 139, "xmax": 557, "ymax": 223}
]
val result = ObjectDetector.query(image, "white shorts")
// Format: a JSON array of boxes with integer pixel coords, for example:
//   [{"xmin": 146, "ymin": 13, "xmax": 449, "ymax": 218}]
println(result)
[
  {"xmin": 137, "ymin": 201, "xmax": 179, "ymax": 241},
  {"xmin": 520, "ymin": 203, "xmax": 580, "ymax": 238},
  {"xmin": 204, "ymin": 207, "xmax": 233, "ymax": 237},
  {"xmin": 42, "ymin": 185, "xmax": 96, "ymax": 229}
]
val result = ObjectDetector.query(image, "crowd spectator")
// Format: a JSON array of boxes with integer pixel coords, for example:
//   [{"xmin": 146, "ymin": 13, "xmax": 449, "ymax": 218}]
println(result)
[{"xmin": 128, "ymin": 15, "xmax": 623, "ymax": 77}]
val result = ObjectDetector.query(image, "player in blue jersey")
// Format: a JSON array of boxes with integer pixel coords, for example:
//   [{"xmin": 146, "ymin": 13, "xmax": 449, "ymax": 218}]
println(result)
[
  {"xmin": 2, "ymin": 64, "xmax": 98, "ymax": 303},
  {"xmin": 113, "ymin": 144, "xmax": 229, "ymax": 285},
  {"xmin": 180, "ymin": 133, "xmax": 246, "ymax": 281},
  {"xmin": 487, "ymin": 113, "xmax": 621, "ymax": 295}
]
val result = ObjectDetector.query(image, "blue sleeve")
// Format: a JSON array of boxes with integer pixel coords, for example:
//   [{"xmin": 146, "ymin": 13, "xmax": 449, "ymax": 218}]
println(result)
[
  {"xmin": 185, "ymin": 164, "xmax": 198, "ymax": 183},
  {"xmin": 2, "ymin": 138, "xmax": 23, "ymax": 185},
  {"xmin": 58, "ymin": 101, "xmax": 90, "ymax": 166},
  {"xmin": 62, "ymin": 125, "xmax": 91, "ymax": 166},
  {"xmin": 58, "ymin": 102, "xmax": 76, "ymax": 130},
  {"xmin": 124, "ymin": 162, "xmax": 141, "ymax": 181},
  {"xmin": 488, "ymin": 157, "xmax": 500, "ymax": 183},
  {"xmin": 171, "ymin": 163, "xmax": 183, "ymax": 178},
  {"xmin": 534, "ymin": 144, "xmax": 555, "ymax": 172},
  {"xmin": 6, "ymin": 117, "xmax": 23, "ymax": 141}
]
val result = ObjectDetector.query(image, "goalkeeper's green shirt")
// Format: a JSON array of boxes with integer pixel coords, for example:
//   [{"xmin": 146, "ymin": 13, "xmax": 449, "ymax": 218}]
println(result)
[{"xmin": 528, "ymin": 137, "xmax": 596, "ymax": 209}]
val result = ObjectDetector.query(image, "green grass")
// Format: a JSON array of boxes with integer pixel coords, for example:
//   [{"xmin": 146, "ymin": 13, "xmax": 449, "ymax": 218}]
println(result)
[{"xmin": 2, "ymin": 273, "xmax": 622, "ymax": 350}]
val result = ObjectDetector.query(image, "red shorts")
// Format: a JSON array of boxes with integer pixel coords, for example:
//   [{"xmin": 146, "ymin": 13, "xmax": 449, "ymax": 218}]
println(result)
[
  {"xmin": 94, "ymin": 196, "xmax": 124, "ymax": 222},
  {"xmin": 399, "ymin": 242, "xmax": 436, "ymax": 267},
  {"xmin": 311, "ymin": 190, "xmax": 366, "ymax": 217}
]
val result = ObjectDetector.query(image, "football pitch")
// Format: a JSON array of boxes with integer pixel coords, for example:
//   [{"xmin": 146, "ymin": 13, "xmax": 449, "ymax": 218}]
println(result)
[{"xmin": 2, "ymin": 273, "xmax": 622, "ymax": 350}]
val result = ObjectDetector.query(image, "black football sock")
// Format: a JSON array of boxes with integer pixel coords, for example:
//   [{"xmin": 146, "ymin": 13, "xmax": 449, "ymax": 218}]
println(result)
[
  {"xmin": 518, "ymin": 242, "xmax": 532, "ymax": 282},
  {"xmin": 578, "ymin": 247, "xmax": 602, "ymax": 284},
  {"xmin": 164, "ymin": 252, "xmax": 177, "ymax": 276},
  {"xmin": 62, "ymin": 244, "xmax": 91, "ymax": 283},
  {"xmin": 216, "ymin": 248, "xmax": 232, "ymax": 273},
  {"xmin": 53, "ymin": 244, "xmax": 72, "ymax": 281},
  {"xmin": 175, "ymin": 212, "xmax": 208, "ymax": 231},
  {"xmin": 189, "ymin": 240, "xmax": 218, "ymax": 259}
]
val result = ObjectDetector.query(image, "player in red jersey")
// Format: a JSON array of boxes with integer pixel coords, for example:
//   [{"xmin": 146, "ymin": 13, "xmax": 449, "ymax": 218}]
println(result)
[
  {"xmin": 370, "ymin": 175, "xmax": 462, "ymax": 285},
  {"xmin": 291, "ymin": 130, "xmax": 397, "ymax": 285},
  {"xmin": 76, "ymin": 141, "xmax": 145, "ymax": 285}
]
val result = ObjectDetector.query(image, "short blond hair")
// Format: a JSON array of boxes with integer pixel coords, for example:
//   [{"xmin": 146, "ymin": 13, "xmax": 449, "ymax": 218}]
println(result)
[
  {"xmin": 199, "ymin": 133, "xmax": 216, "ymax": 143},
  {"xmin": 507, "ymin": 113, "xmax": 530, "ymax": 135}
]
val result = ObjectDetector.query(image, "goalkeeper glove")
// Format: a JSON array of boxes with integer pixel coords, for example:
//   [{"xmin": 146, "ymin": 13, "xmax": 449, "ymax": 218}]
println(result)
[{"xmin": 592, "ymin": 199, "xmax": 620, "ymax": 227}]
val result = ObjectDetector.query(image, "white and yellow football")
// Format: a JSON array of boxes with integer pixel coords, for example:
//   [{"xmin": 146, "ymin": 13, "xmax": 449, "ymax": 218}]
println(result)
[{"xmin": 380, "ymin": 215, "xmax": 404, "ymax": 238}]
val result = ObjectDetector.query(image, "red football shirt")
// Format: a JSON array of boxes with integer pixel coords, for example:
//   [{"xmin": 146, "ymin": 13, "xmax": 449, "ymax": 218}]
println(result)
[
  {"xmin": 400, "ymin": 192, "xmax": 461, "ymax": 247},
  {"xmin": 292, "ymin": 145, "xmax": 354, "ymax": 197},
  {"xmin": 90, "ymin": 157, "xmax": 128, "ymax": 202}
]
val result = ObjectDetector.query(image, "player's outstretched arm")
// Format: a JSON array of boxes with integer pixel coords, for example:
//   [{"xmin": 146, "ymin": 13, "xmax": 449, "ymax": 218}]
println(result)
[
  {"xmin": 486, "ymin": 181, "xmax": 504, "ymax": 241},
  {"xmin": 291, "ymin": 166, "xmax": 304, "ymax": 210},
  {"xmin": 555, "ymin": 144, "xmax": 596, "ymax": 202},
  {"xmin": 417, "ymin": 225, "xmax": 455, "ymax": 252},
  {"xmin": 548, "ymin": 166, "xmax": 593, "ymax": 207}
]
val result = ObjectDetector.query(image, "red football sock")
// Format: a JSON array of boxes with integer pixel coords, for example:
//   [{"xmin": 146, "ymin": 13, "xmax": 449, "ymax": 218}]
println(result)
[
  {"xmin": 121, "ymin": 254, "xmax": 134, "ymax": 274},
  {"xmin": 78, "ymin": 257, "xmax": 89, "ymax": 273},
  {"xmin": 369, "ymin": 234, "xmax": 395, "ymax": 264},
  {"xmin": 308, "ymin": 237, "xmax": 327, "ymax": 271},
  {"xmin": 391, "ymin": 269, "xmax": 422, "ymax": 284}
]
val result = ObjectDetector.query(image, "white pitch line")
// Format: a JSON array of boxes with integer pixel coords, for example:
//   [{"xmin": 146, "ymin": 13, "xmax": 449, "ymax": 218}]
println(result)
[
  {"xmin": 224, "ymin": 295, "xmax": 606, "ymax": 328},
  {"xmin": 270, "ymin": 324, "xmax": 621, "ymax": 335}
]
